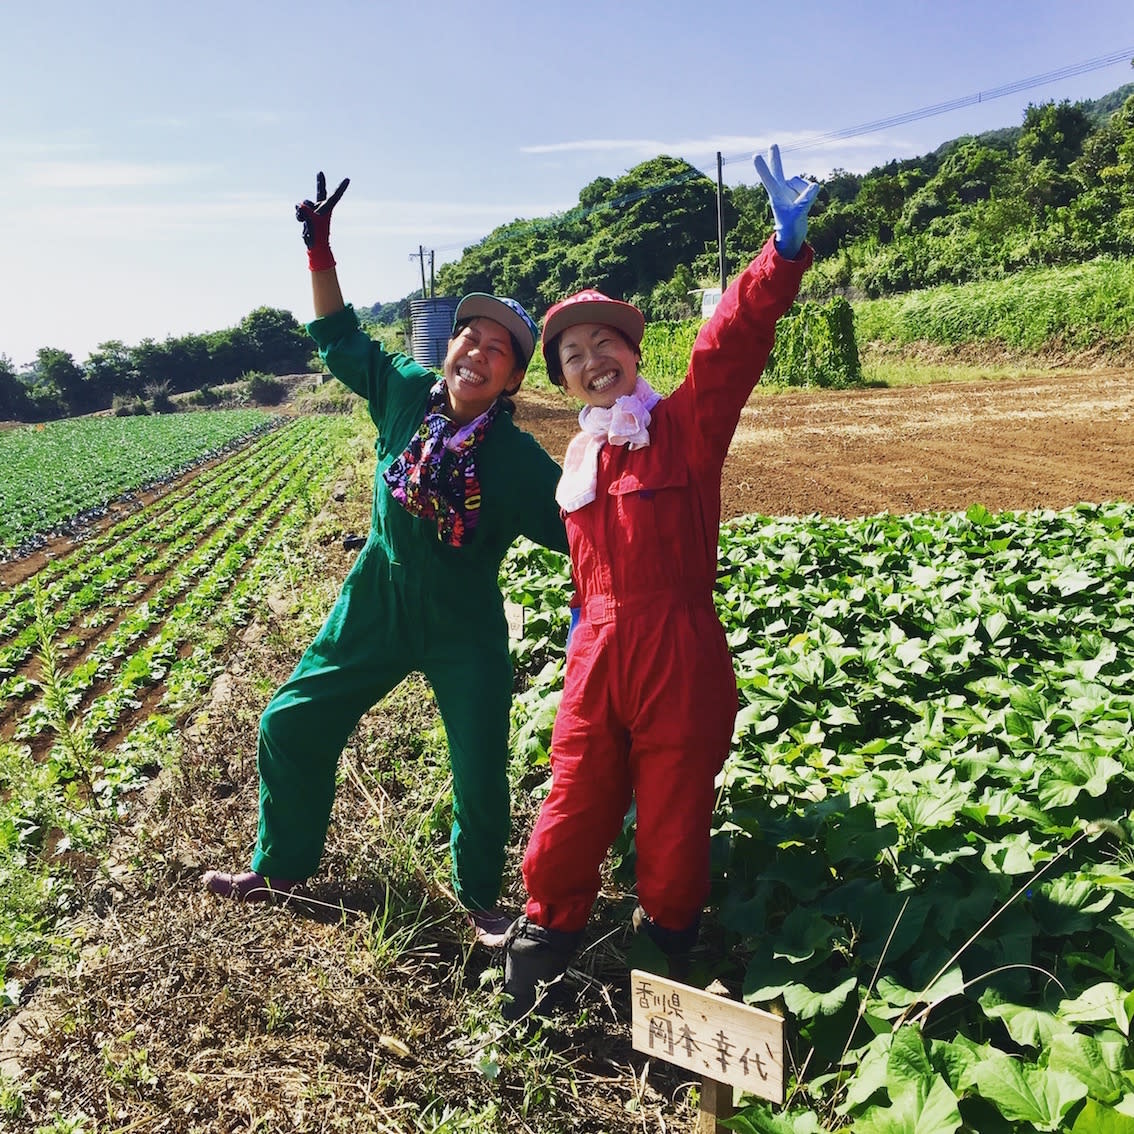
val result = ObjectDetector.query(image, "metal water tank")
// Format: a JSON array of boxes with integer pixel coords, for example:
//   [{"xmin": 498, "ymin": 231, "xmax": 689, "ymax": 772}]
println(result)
[{"xmin": 410, "ymin": 297, "xmax": 461, "ymax": 367}]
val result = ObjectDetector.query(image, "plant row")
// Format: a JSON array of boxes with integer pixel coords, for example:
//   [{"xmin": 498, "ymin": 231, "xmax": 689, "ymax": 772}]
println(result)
[
  {"xmin": 0, "ymin": 414, "xmax": 356, "ymax": 991},
  {"xmin": 5, "ymin": 417, "xmax": 344, "ymax": 747},
  {"xmin": 0, "ymin": 417, "xmax": 327, "ymax": 690},
  {"xmin": 0, "ymin": 408, "xmax": 277, "ymax": 554}
]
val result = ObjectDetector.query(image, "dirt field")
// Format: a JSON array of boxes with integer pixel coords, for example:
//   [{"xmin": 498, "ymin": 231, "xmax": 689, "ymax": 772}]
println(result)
[{"xmin": 516, "ymin": 367, "xmax": 1134, "ymax": 520}]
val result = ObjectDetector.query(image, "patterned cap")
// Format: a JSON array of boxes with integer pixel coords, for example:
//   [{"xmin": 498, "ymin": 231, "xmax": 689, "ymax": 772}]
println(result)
[{"xmin": 453, "ymin": 293, "xmax": 539, "ymax": 367}]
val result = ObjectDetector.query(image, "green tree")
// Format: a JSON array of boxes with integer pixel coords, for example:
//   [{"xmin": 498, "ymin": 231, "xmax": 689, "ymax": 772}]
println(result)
[
  {"xmin": 643, "ymin": 263, "xmax": 698, "ymax": 321},
  {"xmin": 564, "ymin": 156, "xmax": 718, "ymax": 302},
  {"xmin": 822, "ymin": 168, "xmax": 863, "ymax": 206},
  {"xmin": 240, "ymin": 306, "xmax": 315, "ymax": 374},
  {"xmin": 204, "ymin": 327, "xmax": 255, "ymax": 385},
  {"xmin": 0, "ymin": 354, "xmax": 30, "ymax": 420},
  {"xmin": 1018, "ymin": 98, "xmax": 1093, "ymax": 168},
  {"xmin": 578, "ymin": 175, "xmax": 615, "ymax": 210},
  {"xmin": 849, "ymin": 173, "xmax": 907, "ymax": 243},
  {"xmin": 36, "ymin": 347, "xmax": 91, "ymax": 415},
  {"xmin": 716, "ymin": 182, "xmax": 773, "ymax": 272},
  {"xmin": 86, "ymin": 340, "xmax": 140, "ymax": 400}
]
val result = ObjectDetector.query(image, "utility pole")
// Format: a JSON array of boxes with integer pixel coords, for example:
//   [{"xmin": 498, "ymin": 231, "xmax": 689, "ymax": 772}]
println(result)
[
  {"xmin": 409, "ymin": 245, "xmax": 428, "ymax": 298},
  {"xmin": 429, "ymin": 249, "xmax": 435, "ymax": 298},
  {"xmin": 716, "ymin": 151, "xmax": 727, "ymax": 292}
]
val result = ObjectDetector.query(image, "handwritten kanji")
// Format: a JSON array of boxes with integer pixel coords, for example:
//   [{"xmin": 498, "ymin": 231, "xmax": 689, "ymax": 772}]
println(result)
[{"xmin": 634, "ymin": 979, "xmax": 685, "ymax": 1019}]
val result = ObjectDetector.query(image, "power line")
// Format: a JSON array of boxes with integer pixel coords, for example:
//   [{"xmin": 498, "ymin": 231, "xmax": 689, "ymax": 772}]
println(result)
[
  {"xmin": 422, "ymin": 47, "xmax": 1134, "ymax": 262},
  {"xmin": 721, "ymin": 46, "xmax": 1134, "ymax": 165}
]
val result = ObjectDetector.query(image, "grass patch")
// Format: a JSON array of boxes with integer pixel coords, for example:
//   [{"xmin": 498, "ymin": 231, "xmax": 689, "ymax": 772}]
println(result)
[{"xmin": 852, "ymin": 256, "xmax": 1134, "ymax": 359}]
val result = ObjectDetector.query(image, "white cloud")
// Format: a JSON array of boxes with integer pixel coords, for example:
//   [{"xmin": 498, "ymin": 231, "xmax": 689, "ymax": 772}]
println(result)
[
  {"xmin": 521, "ymin": 132, "xmax": 811, "ymax": 158},
  {"xmin": 24, "ymin": 161, "xmax": 210, "ymax": 189},
  {"xmin": 521, "ymin": 131, "xmax": 930, "ymax": 179}
]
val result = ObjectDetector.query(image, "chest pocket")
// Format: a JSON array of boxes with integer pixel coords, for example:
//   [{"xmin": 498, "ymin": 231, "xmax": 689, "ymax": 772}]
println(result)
[
  {"xmin": 605, "ymin": 462, "xmax": 695, "ymax": 580},
  {"xmin": 606, "ymin": 464, "xmax": 688, "ymax": 499}
]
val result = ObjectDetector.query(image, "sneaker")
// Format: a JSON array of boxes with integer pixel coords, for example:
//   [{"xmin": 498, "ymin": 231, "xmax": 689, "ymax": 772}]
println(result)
[
  {"xmin": 467, "ymin": 906, "xmax": 513, "ymax": 948},
  {"xmin": 202, "ymin": 870, "xmax": 303, "ymax": 902}
]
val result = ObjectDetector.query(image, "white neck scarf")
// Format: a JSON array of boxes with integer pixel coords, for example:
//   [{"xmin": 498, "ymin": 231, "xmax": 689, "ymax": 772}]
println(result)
[{"xmin": 556, "ymin": 377, "xmax": 662, "ymax": 513}]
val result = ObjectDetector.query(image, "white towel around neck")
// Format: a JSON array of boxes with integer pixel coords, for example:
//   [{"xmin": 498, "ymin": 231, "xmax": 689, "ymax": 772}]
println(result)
[{"xmin": 555, "ymin": 377, "xmax": 662, "ymax": 513}]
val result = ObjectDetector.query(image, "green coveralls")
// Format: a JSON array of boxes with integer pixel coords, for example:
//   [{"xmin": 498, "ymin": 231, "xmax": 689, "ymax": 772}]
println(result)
[{"xmin": 250, "ymin": 305, "xmax": 568, "ymax": 910}]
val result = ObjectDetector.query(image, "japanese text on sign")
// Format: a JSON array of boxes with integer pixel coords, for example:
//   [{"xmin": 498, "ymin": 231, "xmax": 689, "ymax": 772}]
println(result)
[{"xmin": 629, "ymin": 970, "xmax": 784, "ymax": 1103}]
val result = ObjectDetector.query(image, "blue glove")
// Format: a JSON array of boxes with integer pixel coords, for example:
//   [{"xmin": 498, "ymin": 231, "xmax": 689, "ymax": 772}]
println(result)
[
  {"xmin": 753, "ymin": 144, "xmax": 821, "ymax": 260},
  {"xmin": 566, "ymin": 605, "xmax": 581, "ymax": 653}
]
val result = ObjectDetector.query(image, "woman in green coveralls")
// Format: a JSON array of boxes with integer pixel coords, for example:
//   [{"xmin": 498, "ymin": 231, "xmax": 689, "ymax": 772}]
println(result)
[{"xmin": 203, "ymin": 175, "xmax": 568, "ymax": 947}]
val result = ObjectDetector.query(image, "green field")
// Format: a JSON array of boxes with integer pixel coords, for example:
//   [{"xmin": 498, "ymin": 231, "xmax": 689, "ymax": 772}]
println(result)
[
  {"xmin": 3, "ymin": 405, "xmax": 1134, "ymax": 1131},
  {"xmin": 503, "ymin": 501, "xmax": 1134, "ymax": 1132},
  {"xmin": 0, "ymin": 409, "xmax": 277, "ymax": 554}
]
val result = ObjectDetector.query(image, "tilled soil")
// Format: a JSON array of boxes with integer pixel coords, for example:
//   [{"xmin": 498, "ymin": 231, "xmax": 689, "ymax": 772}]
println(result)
[{"xmin": 514, "ymin": 368, "xmax": 1134, "ymax": 520}]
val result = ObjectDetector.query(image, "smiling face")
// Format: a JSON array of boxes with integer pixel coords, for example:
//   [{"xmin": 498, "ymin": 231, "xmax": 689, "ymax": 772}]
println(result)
[
  {"xmin": 442, "ymin": 317, "xmax": 525, "ymax": 424},
  {"xmin": 555, "ymin": 322, "xmax": 641, "ymax": 408}
]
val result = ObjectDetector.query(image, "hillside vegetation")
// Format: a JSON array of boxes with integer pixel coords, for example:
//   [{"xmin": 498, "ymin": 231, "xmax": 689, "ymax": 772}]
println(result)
[
  {"xmin": 5, "ymin": 82, "xmax": 1133, "ymax": 423},
  {"xmin": 423, "ymin": 83, "xmax": 1134, "ymax": 325},
  {"xmin": 854, "ymin": 256, "xmax": 1134, "ymax": 360}
]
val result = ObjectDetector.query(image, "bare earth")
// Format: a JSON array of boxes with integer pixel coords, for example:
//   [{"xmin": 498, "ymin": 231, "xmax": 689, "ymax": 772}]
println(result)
[{"xmin": 515, "ymin": 367, "xmax": 1134, "ymax": 520}]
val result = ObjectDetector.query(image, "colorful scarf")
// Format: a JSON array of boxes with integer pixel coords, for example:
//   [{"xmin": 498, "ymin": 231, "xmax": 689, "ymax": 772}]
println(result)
[
  {"xmin": 383, "ymin": 380, "xmax": 499, "ymax": 546},
  {"xmin": 556, "ymin": 377, "xmax": 662, "ymax": 512}
]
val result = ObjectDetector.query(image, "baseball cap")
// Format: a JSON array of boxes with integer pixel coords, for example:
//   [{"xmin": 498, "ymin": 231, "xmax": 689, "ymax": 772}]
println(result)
[
  {"xmin": 452, "ymin": 293, "xmax": 539, "ymax": 368},
  {"xmin": 540, "ymin": 289, "xmax": 645, "ymax": 382}
]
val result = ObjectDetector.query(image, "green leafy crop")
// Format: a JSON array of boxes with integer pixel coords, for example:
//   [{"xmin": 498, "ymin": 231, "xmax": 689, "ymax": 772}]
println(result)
[{"xmin": 503, "ymin": 500, "xmax": 1134, "ymax": 1131}]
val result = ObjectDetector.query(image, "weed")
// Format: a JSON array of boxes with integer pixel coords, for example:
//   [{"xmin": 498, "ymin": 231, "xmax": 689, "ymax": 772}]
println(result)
[
  {"xmin": 101, "ymin": 1031, "xmax": 158, "ymax": 1096},
  {"xmin": 0, "ymin": 1070, "xmax": 23, "ymax": 1118}
]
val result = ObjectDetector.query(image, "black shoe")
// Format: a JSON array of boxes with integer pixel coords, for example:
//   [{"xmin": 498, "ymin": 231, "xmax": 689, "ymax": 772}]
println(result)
[
  {"xmin": 502, "ymin": 916, "xmax": 582, "ymax": 1020},
  {"xmin": 632, "ymin": 905, "xmax": 699, "ymax": 981}
]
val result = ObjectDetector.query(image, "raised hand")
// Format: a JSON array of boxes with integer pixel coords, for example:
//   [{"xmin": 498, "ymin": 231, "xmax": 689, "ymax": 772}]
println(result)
[
  {"xmin": 753, "ymin": 145, "xmax": 820, "ymax": 260},
  {"xmin": 295, "ymin": 171, "xmax": 350, "ymax": 271}
]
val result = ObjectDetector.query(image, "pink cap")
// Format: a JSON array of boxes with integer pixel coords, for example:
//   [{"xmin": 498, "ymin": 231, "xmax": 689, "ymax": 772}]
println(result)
[{"xmin": 541, "ymin": 289, "xmax": 645, "ymax": 382}]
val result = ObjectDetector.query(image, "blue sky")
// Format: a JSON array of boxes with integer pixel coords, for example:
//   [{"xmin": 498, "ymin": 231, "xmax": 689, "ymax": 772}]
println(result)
[{"xmin": 3, "ymin": 0, "xmax": 1134, "ymax": 367}]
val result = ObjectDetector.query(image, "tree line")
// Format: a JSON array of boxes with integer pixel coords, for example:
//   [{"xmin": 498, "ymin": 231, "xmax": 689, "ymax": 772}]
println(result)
[
  {"xmin": 424, "ymin": 82, "xmax": 1134, "ymax": 325},
  {"xmin": 0, "ymin": 307, "xmax": 313, "ymax": 423}
]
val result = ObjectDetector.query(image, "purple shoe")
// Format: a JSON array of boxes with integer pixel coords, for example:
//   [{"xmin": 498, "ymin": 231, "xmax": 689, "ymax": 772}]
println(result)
[
  {"xmin": 202, "ymin": 870, "xmax": 302, "ymax": 902},
  {"xmin": 467, "ymin": 906, "xmax": 513, "ymax": 948}
]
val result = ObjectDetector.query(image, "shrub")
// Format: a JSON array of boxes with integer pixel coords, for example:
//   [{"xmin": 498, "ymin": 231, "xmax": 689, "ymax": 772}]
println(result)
[
  {"xmin": 189, "ymin": 384, "xmax": 221, "ymax": 406},
  {"xmin": 245, "ymin": 372, "xmax": 287, "ymax": 406},
  {"xmin": 766, "ymin": 296, "xmax": 863, "ymax": 388},
  {"xmin": 112, "ymin": 395, "xmax": 149, "ymax": 417},
  {"xmin": 144, "ymin": 381, "xmax": 174, "ymax": 413}
]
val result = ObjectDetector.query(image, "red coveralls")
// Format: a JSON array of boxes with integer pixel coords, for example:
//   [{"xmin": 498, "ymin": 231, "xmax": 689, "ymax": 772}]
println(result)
[{"xmin": 522, "ymin": 236, "xmax": 812, "ymax": 934}]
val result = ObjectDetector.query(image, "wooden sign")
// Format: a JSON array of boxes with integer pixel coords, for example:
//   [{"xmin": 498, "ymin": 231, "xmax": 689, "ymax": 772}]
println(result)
[{"xmin": 630, "ymin": 970, "xmax": 784, "ymax": 1106}]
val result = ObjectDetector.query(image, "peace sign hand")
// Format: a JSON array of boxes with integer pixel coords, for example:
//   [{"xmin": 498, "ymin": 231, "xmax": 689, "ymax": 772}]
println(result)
[
  {"xmin": 296, "ymin": 171, "xmax": 349, "ymax": 270},
  {"xmin": 753, "ymin": 145, "xmax": 820, "ymax": 260}
]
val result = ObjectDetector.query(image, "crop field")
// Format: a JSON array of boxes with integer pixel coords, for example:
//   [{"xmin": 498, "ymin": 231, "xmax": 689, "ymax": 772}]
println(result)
[
  {"xmin": 504, "ymin": 498, "xmax": 1134, "ymax": 1133},
  {"xmin": 0, "ymin": 413, "xmax": 355, "ymax": 873},
  {"xmin": 0, "ymin": 409, "xmax": 277, "ymax": 556},
  {"xmin": 2, "ymin": 371, "xmax": 1134, "ymax": 1133}
]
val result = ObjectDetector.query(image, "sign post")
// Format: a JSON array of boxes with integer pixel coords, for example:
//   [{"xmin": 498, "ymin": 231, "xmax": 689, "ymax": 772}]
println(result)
[{"xmin": 629, "ymin": 970, "xmax": 784, "ymax": 1133}]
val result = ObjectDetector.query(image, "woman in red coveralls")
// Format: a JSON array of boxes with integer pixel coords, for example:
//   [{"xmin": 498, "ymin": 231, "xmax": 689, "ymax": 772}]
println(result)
[{"xmin": 503, "ymin": 146, "xmax": 821, "ymax": 1018}]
